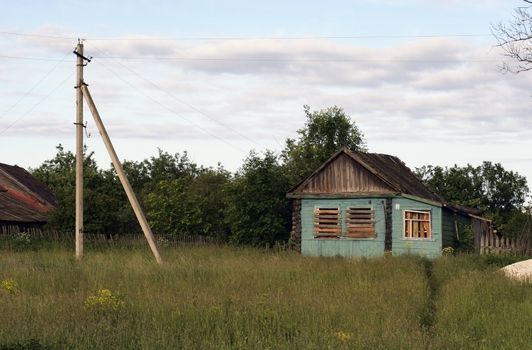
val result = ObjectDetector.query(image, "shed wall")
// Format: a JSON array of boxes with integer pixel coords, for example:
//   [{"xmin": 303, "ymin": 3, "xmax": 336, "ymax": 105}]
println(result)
[{"xmin": 441, "ymin": 209, "xmax": 471, "ymax": 248}]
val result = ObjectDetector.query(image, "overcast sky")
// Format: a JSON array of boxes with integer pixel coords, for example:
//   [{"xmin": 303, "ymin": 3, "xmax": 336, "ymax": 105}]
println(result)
[{"xmin": 1, "ymin": 0, "xmax": 531, "ymax": 187}]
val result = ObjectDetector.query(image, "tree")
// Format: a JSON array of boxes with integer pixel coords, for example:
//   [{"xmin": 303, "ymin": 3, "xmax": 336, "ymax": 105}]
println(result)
[
  {"xmin": 31, "ymin": 144, "xmax": 132, "ymax": 234},
  {"xmin": 144, "ymin": 165, "xmax": 230, "ymax": 239},
  {"xmin": 225, "ymin": 151, "xmax": 292, "ymax": 246},
  {"xmin": 492, "ymin": 0, "xmax": 532, "ymax": 72},
  {"xmin": 282, "ymin": 105, "xmax": 367, "ymax": 183},
  {"xmin": 416, "ymin": 162, "xmax": 529, "ymax": 237}
]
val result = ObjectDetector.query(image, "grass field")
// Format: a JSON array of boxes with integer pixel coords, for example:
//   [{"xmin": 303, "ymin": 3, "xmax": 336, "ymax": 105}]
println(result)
[{"xmin": 0, "ymin": 244, "xmax": 531, "ymax": 349}]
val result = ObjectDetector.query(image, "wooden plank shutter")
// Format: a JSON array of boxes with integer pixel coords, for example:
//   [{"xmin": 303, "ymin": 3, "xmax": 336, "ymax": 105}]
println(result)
[
  {"xmin": 314, "ymin": 207, "xmax": 340, "ymax": 238},
  {"xmin": 345, "ymin": 207, "xmax": 375, "ymax": 238}
]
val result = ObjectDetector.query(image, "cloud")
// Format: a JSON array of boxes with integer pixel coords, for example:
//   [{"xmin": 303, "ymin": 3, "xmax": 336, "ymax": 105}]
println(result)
[{"xmin": 2, "ymin": 28, "xmax": 532, "ymax": 153}]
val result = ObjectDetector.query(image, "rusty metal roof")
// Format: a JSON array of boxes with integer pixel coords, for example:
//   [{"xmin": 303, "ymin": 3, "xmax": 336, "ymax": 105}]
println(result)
[
  {"xmin": 0, "ymin": 191, "xmax": 48, "ymax": 222},
  {"xmin": 0, "ymin": 163, "xmax": 55, "ymax": 223}
]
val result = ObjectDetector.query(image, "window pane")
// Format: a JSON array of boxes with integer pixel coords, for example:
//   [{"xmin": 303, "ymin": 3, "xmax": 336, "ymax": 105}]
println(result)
[{"xmin": 404, "ymin": 210, "xmax": 431, "ymax": 239}]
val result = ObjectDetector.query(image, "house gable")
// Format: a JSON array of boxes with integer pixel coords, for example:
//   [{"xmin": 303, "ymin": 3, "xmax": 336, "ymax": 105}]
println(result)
[{"xmin": 290, "ymin": 152, "xmax": 396, "ymax": 196}]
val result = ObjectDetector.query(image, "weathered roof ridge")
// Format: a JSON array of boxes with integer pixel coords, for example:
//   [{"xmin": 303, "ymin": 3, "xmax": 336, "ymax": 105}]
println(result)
[{"xmin": 343, "ymin": 148, "xmax": 443, "ymax": 203}]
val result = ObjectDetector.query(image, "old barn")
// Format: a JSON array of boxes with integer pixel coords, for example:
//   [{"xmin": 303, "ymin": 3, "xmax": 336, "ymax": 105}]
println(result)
[
  {"xmin": 0, "ymin": 163, "xmax": 56, "ymax": 234},
  {"xmin": 287, "ymin": 148, "xmax": 490, "ymax": 258}
]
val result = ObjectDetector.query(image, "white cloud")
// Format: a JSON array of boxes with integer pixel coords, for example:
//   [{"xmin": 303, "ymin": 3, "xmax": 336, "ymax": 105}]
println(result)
[{"xmin": 2, "ymin": 28, "xmax": 532, "ymax": 181}]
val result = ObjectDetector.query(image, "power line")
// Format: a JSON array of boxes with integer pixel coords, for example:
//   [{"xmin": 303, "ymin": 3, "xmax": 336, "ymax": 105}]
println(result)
[
  {"xmin": 0, "ymin": 53, "xmax": 498, "ymax": 64},
  {"xmin": 87, "ymin": 41, "xmax": 280, "ymax": 149},
  {"xmin": 0, "ymin": 51, "xmax": 71, "ymax": 121},
  {"xmin": 88, "ymin": 55, "xmax": 249, "ymax": 153},
  {"xmin": 91, "ymin": 55, "xmax": 498, "ymax": 63},
  {"xmin": 0, "ymin": 30, "xmax": 492, "ymax": 42},
  {"xmin": 0, "ymin": 31, "xmax": 76, "ymax": 40},
  {"xmin": 0, "ymin": 71, "xmax": 74, "ymax": 135},
  {"xmin": 87, "ymin": 33, "xmax": 493, "ymax": 41},
  {"xmin": 0, "ymin": 55, "xmax": 73, "ymax": 62}
]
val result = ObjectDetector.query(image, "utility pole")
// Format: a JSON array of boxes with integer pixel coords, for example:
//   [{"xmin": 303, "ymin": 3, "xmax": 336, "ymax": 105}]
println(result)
[
  {"xmin": 74, "ymin": 39, "xmax": 84, "ymax": 260},
  {"xmin": 72, "ymin": 42, "xmax": 162, "ymax": 264}
]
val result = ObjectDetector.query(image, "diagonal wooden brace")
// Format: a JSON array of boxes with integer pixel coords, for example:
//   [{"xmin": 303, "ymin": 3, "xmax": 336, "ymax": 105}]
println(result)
[{"xmin": 81, "ymin": 84, "xmax": 162, "ymax": 264}]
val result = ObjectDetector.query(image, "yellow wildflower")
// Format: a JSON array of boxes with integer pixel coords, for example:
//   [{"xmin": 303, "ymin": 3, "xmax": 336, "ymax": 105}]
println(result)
[
  {"xmin": 334, "ymin": 331, "xmax": 353, "ymax": 342},
  {"xmin": 1, "ymin": 278, "xmax": 19, "ymax": 294},
  {"xmin": 84, "ymin": 289, "xmax": 125, "ymax": 311}
]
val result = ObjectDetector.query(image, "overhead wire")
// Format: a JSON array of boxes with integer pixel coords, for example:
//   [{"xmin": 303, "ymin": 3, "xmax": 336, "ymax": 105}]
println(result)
[
  {"xmin": 87, "ymin": 53, "xmax": 249, "ymax": 153},
  {"xmin": 0, "ymin": 30, "xmax": 492, "ymax": 41},
  {"xmin": 0, "ymin": 53, "xmax": 498, "ymax": 64},
  {"xmin": 86, "ymin": 41, "xmax": 281, "ymax": 149},
  {"xmin": 88, "ymin": 55, "xmax": 498, "ymax": 63},
  {"xmin": 0, "ymin": 51, "xmax": 71, "ymax": 121},
  {"xmin": 0, "ymin": 71, "xmax": 75, "ymax": 135},
  {"xmin": 0, "ymin": 54, "xmax": 73, "ymax": 62}
]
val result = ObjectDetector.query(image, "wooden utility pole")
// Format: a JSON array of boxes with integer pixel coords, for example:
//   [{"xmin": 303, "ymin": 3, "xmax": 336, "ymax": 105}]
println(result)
[
  {"xmin": 75, "ymin": 40, "xmax": 84, "ymax": 260},
  {"xmin": 80, "ymin": 85, "xmax": 163, "ymax": 264}
]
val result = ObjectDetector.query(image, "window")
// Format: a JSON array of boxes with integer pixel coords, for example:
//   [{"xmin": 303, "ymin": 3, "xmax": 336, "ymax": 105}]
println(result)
[
  {"xmin": 404, "ymin": 210, "xmax": 431, "ymax": 239},
  {"xmin": 314, "ymin": 207, "xmax": 340, "ymax": 238},
  {"xmin": 345, "ymin": 207, "xmax": 375, "ymax": 238}
]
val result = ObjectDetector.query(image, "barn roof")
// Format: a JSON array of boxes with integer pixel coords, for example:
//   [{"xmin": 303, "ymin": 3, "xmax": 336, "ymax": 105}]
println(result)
[
  {"xmin": 0, "ymin": 163, "xmax": 55, "ymax": 223},
  {"xmin": 288, "ymin": 147, "xmax": 443, "ymax": 203},
  {"xmin": 0, "ymin": 163, "xmax": 56, "ymax": 205},
  {"xmin": 0, "ymin": 191, "xmax": 48, "ymax": 222}
]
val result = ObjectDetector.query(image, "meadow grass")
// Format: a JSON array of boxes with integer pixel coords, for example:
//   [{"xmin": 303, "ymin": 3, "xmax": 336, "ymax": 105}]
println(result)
[{"xmin": 0, "ymin": 245, "xmax": 530, "ymax": 349}]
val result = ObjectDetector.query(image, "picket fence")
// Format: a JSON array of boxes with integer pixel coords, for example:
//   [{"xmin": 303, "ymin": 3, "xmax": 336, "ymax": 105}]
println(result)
[{"xmin": 479, "ymin": 230, "xmax": 530, "ymax": 255}]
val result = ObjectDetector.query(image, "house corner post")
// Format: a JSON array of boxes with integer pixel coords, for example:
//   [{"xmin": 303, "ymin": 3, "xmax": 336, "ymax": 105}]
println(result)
[
  {"xmin": 384, "ymin": 198, "xmax": 392, "ymax": 253},
  {"xmin": 290, "ymin": 199, "xmax": 302, "ymax": 252}
]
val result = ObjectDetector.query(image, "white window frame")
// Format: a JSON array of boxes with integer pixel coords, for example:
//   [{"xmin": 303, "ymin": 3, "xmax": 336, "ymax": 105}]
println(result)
[{"xmin": 403, "ymin": 210, "xmax": 432, "ymax": 240}]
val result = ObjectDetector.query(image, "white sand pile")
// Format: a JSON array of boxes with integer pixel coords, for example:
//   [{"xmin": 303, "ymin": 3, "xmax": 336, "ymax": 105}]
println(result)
[{"xmin": 499, "ymin": 259, "xmax": 532, "ymax": 282}]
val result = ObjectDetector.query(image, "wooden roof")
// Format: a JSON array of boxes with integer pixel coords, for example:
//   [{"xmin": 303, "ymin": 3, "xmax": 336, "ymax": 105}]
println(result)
[
  {"xmin": 0, "ymin": 163, "xmax": 55, "ymax": 223},
  {"xmin": 288, "ymin": 148, "xmax": 443, "ymax": 203}
]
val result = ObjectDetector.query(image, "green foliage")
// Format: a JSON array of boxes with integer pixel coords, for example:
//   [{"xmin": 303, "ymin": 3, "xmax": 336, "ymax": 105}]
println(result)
[
  {"xmin": 416, "ymin": 162, "xmax": 529, "ymax": 237},
  {"xmin": 31, "ymin": 144, "xmax": 130, "ymax": 234},
  {"xmin": 29, "ymin": 105, "xmax": 368, "ymax": 246},
  {"xmin": 145, "ymin": 166, "xmax": 230, "ymax": 239},
  {"xmin": 225, "ymin": 151, "xmax": 292, "ymax": 246},
  {"xmin": 416, "ymin": 162, "xmax": 528, "ymax": 213},
  {"xmin": 456, "ymin": 223, "xmax": 475, "ymax": 253},
  {"xmin": 282, "ymin": 105, "xmax": 366, "ymax": 183}
]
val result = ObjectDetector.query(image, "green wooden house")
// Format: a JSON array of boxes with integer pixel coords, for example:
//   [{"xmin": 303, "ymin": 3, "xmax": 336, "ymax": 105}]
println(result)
[{"xmin": 287, "ymin": 148, "xmax": 491, "ymax": 258}]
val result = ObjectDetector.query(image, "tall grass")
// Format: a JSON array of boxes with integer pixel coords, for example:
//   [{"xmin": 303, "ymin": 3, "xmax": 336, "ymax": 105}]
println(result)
[
  {"xmin": 0, "ymin": 246, "xmax": 530, "ymax": 349},
  {"xmin": 430, "ymin": 255, "xmax": 532, "ymax": 350}
]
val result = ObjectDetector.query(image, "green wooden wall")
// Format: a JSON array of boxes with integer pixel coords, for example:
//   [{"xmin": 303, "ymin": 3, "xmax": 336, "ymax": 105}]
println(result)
[
  {"xmin": 301, "ymin": 196, "xmax": 443, "ymax": 258},
  {"xmin": 441, "ymin": 209, "xmax": 472, "ymax": 248},
  {"xmin": 390, "ymin": 197, "xmax": 442, "ymax": 259},
  {"xmin": 301, "ymin": 198, "xmax": 386, "ymax": 257}
]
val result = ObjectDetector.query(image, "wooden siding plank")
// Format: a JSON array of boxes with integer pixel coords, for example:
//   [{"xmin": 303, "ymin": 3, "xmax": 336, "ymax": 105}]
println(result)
[{"xmin": 299, "ymin": 153, "xmax": 394, "ymax": 194}]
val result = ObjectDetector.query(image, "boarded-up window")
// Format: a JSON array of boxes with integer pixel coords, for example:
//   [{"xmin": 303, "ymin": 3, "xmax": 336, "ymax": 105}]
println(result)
[
  {"xmin": 314, "ymin": 207, "xmax": 340, "ymax": 238},
  {"xmin": 404, "ymin": 210, "xmax": 431, "ymax": 239},
  {"xmin": 345, "ymin": 207, "xmax": 375, "ymax": 238}
]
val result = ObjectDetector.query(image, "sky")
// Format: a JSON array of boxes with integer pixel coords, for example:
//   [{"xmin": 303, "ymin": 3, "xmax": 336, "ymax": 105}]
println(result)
[{"xmin": 0, "ymin": 0, "xmax": 531, "ymax": 188}]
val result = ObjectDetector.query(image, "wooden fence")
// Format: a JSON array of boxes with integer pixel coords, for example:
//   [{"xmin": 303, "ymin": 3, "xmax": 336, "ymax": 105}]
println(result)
[
  {"xmin": 479, "ymin": 230, "xmax": 530, "ymax": 255},
  {"xmin": 0, "ymin": 229, "xmax": 225, "ymax": 247}
]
